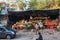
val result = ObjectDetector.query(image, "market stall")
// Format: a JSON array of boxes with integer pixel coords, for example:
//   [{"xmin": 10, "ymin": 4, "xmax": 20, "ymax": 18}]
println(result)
[{"xmin": 7, "ymin": 9, "xmax": 59, "ymax": 29}]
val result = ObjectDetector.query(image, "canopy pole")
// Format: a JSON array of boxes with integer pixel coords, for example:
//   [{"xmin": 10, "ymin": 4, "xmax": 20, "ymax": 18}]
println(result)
[{"xmin": 59, "ymin": 9, "xmax": 60, "ymax": 24}]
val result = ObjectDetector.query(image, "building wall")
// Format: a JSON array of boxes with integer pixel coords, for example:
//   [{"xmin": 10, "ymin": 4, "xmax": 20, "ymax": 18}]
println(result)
[{"xmin": 0, "ymin": 15, "xmax": 7, "ymax": 25}]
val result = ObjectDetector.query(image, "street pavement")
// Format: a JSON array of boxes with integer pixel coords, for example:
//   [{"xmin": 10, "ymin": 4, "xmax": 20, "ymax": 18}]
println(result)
[
  {"xmin": 1, "ymin": 29, "xmax": 60, "ymax": 40},
  {"xmin": 12, "ymin": 29, "xmax": 60, "ymax": 40}
]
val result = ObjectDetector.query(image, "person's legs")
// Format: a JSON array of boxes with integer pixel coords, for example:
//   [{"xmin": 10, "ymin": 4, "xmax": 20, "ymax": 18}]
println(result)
[
  {"xmin": 36, "ymin": 29, "xmax": 39, "ymax": 35},
  {"xmin": 40, "ymin": 27, "xmax": 43, "ymax": 34},
  {"xmin": 36, "ymin": 29, "xmax": 37, "ymax": 35}
]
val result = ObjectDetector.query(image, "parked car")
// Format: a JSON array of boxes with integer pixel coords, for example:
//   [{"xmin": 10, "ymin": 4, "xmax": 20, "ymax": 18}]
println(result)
[
  {"xmin": 0, "ymin": 24, "xmax": 16, "ymax": 39},
  {"xmin": 1, "ymin": 9, "xmax": 7, "ymax": 15},
  {"xmin": 7, "ymin": 7, "xmax": 17, "ymax": 11}
]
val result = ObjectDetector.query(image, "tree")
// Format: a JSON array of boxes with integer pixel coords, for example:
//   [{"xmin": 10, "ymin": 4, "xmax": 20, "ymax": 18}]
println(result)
[
  {"xmin": 10, "ymin": 3, "xmax": 16, "ymax": 7},
  {"xmin": 49, "ymin": 0, "xmax": 60, "ymax": 8},
  {"xmin": 15, "ymin": 0, "xmax": 26, "ymax": 10},
  {"xmin": 29, "ymin": 0, "xmax": 51, "ymax": 10},
  {"xmin": 0, "ymin": 4, "xmax": 2, "ymax": 8},
  {"xmin": 17, "ymin": 2, "xmax": 26, "ymax": 10},
  {"xmin": 29, "ymin": 0, "xmax": 38, "ymax": 9},
  {"xmin": 57, "ymin": 0, "xmax": 60, "ymax": 6}
]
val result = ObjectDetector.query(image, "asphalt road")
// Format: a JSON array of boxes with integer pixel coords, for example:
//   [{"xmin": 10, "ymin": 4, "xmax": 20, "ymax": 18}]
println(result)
[{"xmin": 1, "ymin": 29, "xmax": 60, "ymax": 40}]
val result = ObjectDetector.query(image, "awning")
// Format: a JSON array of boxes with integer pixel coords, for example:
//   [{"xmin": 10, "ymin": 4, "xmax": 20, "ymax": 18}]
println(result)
[
  {"xmin": 8, "ymin": 9, "xmax": 59, "ymax": 16},
  {"xmin": 0, "ymin": 2, "xmax": 6, "ymax": 4}
]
